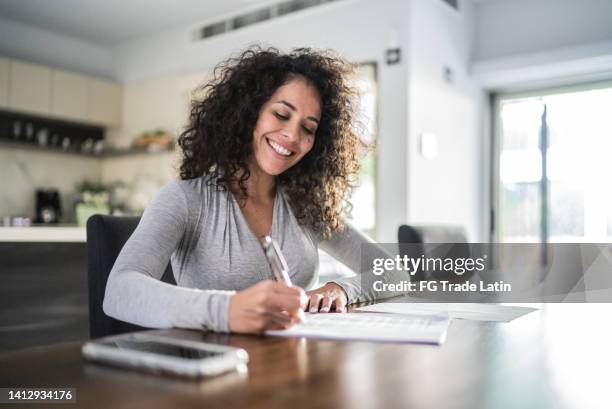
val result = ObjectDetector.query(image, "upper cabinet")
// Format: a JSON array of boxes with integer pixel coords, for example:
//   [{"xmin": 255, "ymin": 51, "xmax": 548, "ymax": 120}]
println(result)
[
  {"xmin": 51, "ymin": 70, "xmax": 89, "ymax": 122},
  {"xmin": 89, "ymin": 79, "xmax": 122, "ymax": 128},
  {"xmin": 1, "ymin": 57, "xmax": 122, "ymax": 128},
  {"xmin": 0, "ymin": 57, "xmax": 9, "ymax": 108},
  {"xmin": 8, "ymin": 60, "xmax": 52, "ymax": 116}
]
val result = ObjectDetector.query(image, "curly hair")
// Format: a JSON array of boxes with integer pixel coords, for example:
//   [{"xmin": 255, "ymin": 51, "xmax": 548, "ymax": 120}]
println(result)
[{"xmin": 178, "ymin": 46, "xmax": 367, "ymax": 239}]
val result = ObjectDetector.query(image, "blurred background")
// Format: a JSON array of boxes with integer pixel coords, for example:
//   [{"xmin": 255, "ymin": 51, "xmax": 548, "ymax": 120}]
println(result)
[{"xmin": 0, "ymin": 0, "xmax": 611, "ymax": 350}]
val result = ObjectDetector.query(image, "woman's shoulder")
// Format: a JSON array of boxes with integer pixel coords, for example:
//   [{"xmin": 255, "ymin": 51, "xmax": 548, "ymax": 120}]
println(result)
[
  {"xmin": 163, "ymin": 174, "xmax": 228, "ymax": 214},
  {"xmin": 148, "ymin": 176, "xmax": 218, "ymax": 229},
  {"xmin": 173, "ymin": 173, "xmax": 220, "ymax": 198}
]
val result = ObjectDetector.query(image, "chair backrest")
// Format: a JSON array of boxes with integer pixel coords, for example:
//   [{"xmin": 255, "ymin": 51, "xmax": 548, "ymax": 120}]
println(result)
[
  {"xmin": 398, "ymin": 224, "xmax": 468, "ymax": 244},
  {"xmin": 86, "ymin": 214, "xmax": 175, "ymax": 338},
  {"xmin": 397, "ymin": 224, "xmax": 470, "ymax": 281}
]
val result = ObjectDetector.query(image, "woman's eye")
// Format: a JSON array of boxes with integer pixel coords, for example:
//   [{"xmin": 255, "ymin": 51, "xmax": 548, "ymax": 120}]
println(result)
[
  {"xmin": 302, "ymin": 126, "xmax": 315, "ymax": 135},
  {"xmin": 274, "ymin": 112, "xmax": 289, "ymax": 120}
]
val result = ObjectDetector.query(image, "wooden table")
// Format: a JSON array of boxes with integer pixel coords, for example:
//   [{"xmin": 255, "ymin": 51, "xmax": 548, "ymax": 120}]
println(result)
[{"xmin": 1, "ymin": 304, "xmax": 609, "ymax": 409}]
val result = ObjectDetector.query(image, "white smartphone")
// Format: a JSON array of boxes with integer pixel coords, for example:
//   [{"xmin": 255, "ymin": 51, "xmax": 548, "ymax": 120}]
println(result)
[{"xmin": 82, "ymin": 333, "xmax": 249, "ymax": 378}]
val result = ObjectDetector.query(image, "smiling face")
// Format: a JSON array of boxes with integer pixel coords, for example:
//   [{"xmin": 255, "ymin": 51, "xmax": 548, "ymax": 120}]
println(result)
[{"xmin": 251, "ymin": 76, "xmax": 321, "ymax": 177}]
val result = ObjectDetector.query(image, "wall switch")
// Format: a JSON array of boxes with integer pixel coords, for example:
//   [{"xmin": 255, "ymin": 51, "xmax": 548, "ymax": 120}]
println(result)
[{"xmin": 420, "ymin": 132, "xmax": 438, "ymax": 159}]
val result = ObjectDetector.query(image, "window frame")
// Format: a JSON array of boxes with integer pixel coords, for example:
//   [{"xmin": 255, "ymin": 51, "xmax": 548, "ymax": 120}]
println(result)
[
  {"xmin": 350, "ymin": 61, "xmax": 379, "ymax": 239},
  {"xmin": 490, "ymin": 79, "xmax": 612, "ymax": 243}
]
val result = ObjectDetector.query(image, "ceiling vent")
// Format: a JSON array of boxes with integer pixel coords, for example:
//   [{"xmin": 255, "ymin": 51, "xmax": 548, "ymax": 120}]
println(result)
[{"xmin": 192, "ymin": 0, "xmax": 342, "ymax": 41}]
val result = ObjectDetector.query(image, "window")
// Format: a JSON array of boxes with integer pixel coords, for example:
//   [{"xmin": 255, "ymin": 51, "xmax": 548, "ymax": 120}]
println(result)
[
  {"xmin": 347, "ymin": 63, "xmax": 378, "ymax": 236},
  {"xmin": 493, "ymin": 82, "xmax": 612, "ymax": 243},
  {"xmin": 317, "ymin": 62, "xmax": 378, "ymax": 282}
]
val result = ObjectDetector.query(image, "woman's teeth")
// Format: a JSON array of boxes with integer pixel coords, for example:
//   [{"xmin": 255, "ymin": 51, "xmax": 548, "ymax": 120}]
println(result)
[{"xmin": 268, "ymin": 139, "xmax": 292, "ymax": 156}]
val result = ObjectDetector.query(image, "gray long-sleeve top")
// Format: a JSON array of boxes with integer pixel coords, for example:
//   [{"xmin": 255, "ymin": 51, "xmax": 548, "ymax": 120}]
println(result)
[{"xmin": 103, "ymin": 175, "xmax": 399, "ymax": 333}]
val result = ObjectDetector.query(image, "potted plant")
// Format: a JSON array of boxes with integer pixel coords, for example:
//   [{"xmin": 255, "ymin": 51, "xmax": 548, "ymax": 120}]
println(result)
[{"xmin": 75, "ymin": 180, "xmax": 110, "ymax": 226}]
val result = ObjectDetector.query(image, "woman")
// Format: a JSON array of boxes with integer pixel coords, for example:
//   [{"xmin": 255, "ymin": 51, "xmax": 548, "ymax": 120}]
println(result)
[{"xmin": 103, "ymin": 47, "xmax": 389, "ymax": 334}]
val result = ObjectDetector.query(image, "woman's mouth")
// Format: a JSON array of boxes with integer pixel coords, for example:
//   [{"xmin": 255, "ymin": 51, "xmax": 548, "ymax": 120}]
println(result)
[{"xmin": 266, "ymin": 138, "xmax": 294, "ymax": 157}]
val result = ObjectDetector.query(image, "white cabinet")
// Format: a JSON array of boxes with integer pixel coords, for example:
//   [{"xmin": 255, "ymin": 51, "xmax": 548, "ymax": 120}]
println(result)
[
  {"xmin": 8, "ymin": 60, "xmax": 52, "ymax": 116},
  {"xmin": 0, "ymin": 57, "xmax": 8, "ymax": 108},
  {"xmin": 51, "ymin": 70, "xmax": 89, "ymax": 122},
  {"xmin": 89, "ymin": 78, "xmax": 122, "ymax": 127},
  {"xmin": 53, "ymin": 72, "xmax": 123, "ymax": 127},
  {"xmin": 1, "ymin": 57, "xmax": 122, "ymax": 127}
]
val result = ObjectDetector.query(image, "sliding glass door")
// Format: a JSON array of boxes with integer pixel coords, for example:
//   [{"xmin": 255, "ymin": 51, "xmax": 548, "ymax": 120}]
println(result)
[{"xmin": 493, "ymin": 82, "xmax": 612, "ymax": 243}]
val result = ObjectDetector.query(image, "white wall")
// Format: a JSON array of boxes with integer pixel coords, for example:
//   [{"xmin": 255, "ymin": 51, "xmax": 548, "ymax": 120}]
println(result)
[
  {"xmin": 114, "ymin": 0, "xmax": 406, "ymax": 82},
  {"xmin": 0, "ymin": 17, "xmax": 115, "ymax": 79},
  {"xmin": 406, "ymin": 0, "xmax": 483, "ymax": 241},
  {"xmin": 474, "ymin": 0, "xmax": 612, "ymax": 61},
  {"xmin": 112, "ymin": 0, "xmax": 412, "ymax": 242},
  {"xmin": 472, "ymin": 0, "xmax": 612, "ymax": 90}
]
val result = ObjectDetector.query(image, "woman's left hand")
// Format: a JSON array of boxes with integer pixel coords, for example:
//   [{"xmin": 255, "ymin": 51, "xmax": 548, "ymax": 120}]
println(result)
[{"xmin": 305, "ymin": 282, "xmax": 348, "ymax": 313}]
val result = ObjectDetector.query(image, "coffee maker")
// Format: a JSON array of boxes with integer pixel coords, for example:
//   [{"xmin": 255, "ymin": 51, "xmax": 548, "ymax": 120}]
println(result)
[{"xmin": 35, "ymin": 189, "xmax": 62, "ymax": 224}]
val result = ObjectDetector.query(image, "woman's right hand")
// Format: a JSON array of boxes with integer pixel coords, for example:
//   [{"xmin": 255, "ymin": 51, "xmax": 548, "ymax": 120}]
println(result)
[{"xmin": 228, "ymin": 280, "xmax": 307, "ymax": 333}]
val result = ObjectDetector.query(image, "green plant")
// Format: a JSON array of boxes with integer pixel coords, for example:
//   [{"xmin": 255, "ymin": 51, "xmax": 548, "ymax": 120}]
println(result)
[{"xmin": 76, "ymin": 180, "xmax": 108, "ymax": 194}]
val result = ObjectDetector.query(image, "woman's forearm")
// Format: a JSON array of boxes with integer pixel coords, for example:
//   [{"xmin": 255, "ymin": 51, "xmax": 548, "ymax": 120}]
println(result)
[{"xmin": 103, "ymin": 269, "xmax": 234, "ymax": 332}]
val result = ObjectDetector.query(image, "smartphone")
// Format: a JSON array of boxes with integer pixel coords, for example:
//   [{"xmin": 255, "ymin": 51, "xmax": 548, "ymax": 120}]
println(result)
[{"xmin": 82, "ymin": 333, "xmax": 248, "ymax": 378}]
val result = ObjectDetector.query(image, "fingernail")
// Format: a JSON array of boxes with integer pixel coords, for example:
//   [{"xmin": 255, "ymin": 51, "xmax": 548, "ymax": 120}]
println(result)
[{"xmin": 320, "ymin": 307, "xmax": 329, "ymax": 313}]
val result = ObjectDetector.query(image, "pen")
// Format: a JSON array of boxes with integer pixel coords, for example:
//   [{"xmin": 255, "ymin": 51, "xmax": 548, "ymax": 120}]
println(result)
[
  {"xmin": 260, "ymin": 235, "xmax": 292, "ymax": 286},
  {"xmin": 260, "ymin": 235, "xmax": 305, "ymax": 322}
]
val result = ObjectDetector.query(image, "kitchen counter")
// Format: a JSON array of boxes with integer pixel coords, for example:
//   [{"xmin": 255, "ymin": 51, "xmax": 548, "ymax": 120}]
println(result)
[
  {"xmin": 0, "ymin": 226, "xmax": 86, "ymax": 242},
  {"xmin": 1, "ymin": 238, "xmax": 88, "ymax": 352}
]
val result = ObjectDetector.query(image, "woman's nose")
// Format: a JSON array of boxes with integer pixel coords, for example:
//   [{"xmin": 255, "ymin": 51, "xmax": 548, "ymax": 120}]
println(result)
[{"xmin": 281, "ymin": 122, "xmax": 300, "ymax": 141}]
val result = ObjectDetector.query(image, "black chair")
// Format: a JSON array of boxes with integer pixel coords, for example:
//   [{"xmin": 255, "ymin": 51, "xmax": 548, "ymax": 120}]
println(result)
[
  {"xmin": 398, "ymin": 224, "xmax": 469, "ymax": 244},
  {"xmin": 397, "ymin": 224, "xmax": 471, "ymax": 281},
  {"xmin": 86, "ymin": 214, "xmax": 175, "ymax": 338}
]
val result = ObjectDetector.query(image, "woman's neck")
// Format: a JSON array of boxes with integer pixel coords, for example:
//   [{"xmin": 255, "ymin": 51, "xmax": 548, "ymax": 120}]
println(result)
[
  {"xmin": 247, "ymin": 170, "xmax": 276, "ymax": 203},
  {"xmin": 231, "ymin": 160, "xmax": 276, "ymax": 204}
]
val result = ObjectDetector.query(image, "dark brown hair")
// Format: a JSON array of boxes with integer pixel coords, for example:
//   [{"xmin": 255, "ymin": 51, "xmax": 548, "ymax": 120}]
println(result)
[{"xmin": 178, "ymin": 46, "xmax": 366, "ymax": 238}]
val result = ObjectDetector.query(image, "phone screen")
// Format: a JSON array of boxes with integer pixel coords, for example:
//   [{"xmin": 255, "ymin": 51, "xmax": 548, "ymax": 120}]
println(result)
[{"xmin": 101, "ymin": 339, "xmax": 225, "ymax": 360}]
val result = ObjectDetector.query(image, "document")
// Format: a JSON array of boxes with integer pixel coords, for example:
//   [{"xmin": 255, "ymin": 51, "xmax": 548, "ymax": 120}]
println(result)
[
  {"xmin": 266, "ymin": 312, "xmax": 450, "ymax": 345},
  {"xmin": 356, "ymin": 303, "xmax": 537, "ymax": 322}
]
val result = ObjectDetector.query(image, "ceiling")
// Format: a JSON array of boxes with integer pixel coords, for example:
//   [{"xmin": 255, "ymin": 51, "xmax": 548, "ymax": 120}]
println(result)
[{"xmin": 0, "ymin": 0, "xmax": 275, "ymax": 46}]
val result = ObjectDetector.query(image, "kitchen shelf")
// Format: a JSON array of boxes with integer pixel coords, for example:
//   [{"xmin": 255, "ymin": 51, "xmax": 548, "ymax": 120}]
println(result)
[
  {"xmin": 0, "ymin": 139, "xmax": 99, "ymax": 157},
  {"xmin": 98, "ymin": 145, "xmax": 176, "ymax": 158},
  {"xmin": 0, "ymin": 139, "xmax": 175, "ymax": 158},
  {"xmin": 1, "ymin": 109, "xmax": 174, "ymax": 159},
  {"xmin": 0, "ymin": 225, "xmax": 86, "ymax": 242}
]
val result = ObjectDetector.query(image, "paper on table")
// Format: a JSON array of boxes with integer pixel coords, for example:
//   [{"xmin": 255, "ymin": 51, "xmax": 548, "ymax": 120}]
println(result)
[
  {"xmin": 356, "ymin": 303, "xmax": 538, "ymax": 322},
  {"xmin": 266, "ymin": 312, "xmax": 450, "ymax": 345}
]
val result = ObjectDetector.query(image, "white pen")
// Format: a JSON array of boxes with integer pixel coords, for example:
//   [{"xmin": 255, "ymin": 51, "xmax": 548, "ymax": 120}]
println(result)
[
  {"xmin": 260, "ymin": 235, "xmax": 292, "ymax": 286},
  {"xmin": 260, "ymin": 235, "xmax": 305, "ymax": 322}
]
